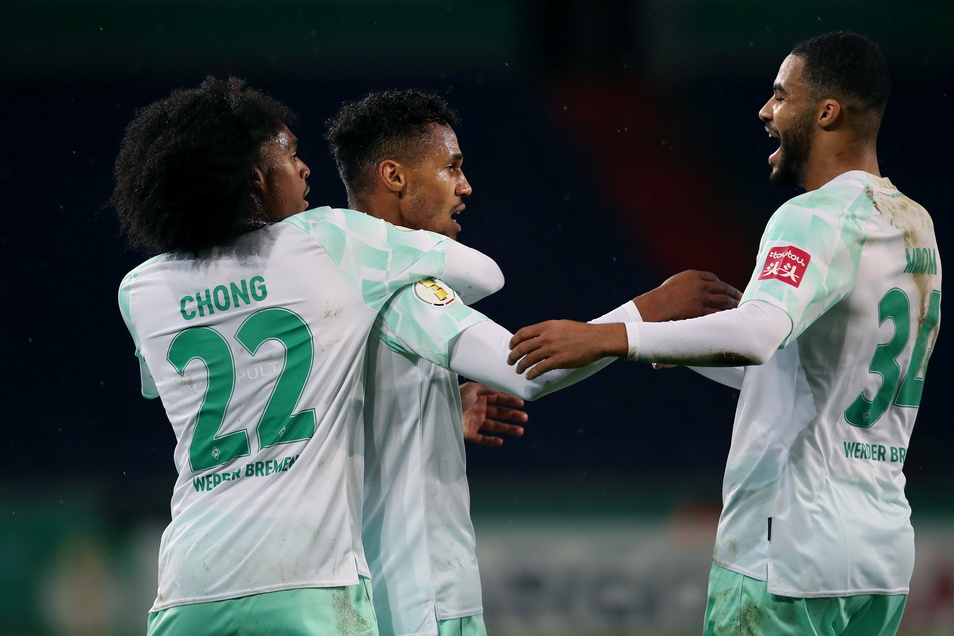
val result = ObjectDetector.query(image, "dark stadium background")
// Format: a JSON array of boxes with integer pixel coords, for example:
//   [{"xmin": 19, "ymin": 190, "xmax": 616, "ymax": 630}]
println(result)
[{"xmin": 1, "ymin": 2, "xmax": 952, "ymax": 634}]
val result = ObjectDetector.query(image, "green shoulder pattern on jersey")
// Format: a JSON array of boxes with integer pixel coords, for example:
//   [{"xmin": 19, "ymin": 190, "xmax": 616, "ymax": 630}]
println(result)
[
  {"xmin": 118, "ymin": 254, "xmax": 170, "ymax": 398},
  {"xmin": 374, "ymin": 278, "xmax": 490, "ymax": 368},
  {"xmin": 741, "ymin": 176, "xmax": 874, "ymax": 347},
  {"xmin": 283, "ymin": 207, "xmax": 449, "ymax": 310}
]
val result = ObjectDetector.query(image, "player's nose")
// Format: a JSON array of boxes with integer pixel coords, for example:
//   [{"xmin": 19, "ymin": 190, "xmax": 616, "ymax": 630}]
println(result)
[{"xmin": 457, "ymin": 172, "xmax": 472, "ymax": 197}]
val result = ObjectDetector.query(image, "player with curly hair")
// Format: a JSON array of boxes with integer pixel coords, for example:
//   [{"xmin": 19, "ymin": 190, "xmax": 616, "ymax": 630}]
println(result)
[{"xmin": 113, "ymin": 77, "xmax": 505, "ymax": 636}]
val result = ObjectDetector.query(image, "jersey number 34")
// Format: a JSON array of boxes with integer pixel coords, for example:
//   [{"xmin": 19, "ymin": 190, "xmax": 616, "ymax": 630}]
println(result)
[{"xmin": 845, "ymin": 288, "xmax": 941, "ymax": 428}]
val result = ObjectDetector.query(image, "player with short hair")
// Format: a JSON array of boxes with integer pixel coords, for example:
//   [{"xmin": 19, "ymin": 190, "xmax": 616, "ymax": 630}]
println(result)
[
  {"xmin": 113, "ymin": 76, "xmax": 505, "ymax": 636},
  {"xmin": 326, "ymin": 88, "xmax": 743, "ymax": 636},
  {"xmin": 508, "ymin": 32, "xmax": 940, "ymax": 635}
]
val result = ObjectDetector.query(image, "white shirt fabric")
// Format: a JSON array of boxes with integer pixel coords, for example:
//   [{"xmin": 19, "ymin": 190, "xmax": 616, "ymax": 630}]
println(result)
[
  {"xmin": 118, "ymin": 207, "xmax": 502, "ymax": 611},
  {"xmin": 365, "ymin": 281, "xmax": 640, "ymax": 635},
  {"xmin": 626, "ymin": 172, "xmax": 941, "ymax": 596}
]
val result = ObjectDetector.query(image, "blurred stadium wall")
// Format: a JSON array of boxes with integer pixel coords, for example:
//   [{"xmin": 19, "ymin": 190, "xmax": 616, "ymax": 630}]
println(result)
[{"xmin": 2, "ymin": 1, "xmax": 952, "ymax": 634}]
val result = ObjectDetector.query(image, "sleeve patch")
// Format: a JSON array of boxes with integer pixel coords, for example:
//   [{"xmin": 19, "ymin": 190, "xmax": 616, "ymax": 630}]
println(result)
[
  {"xmin": 412, "ymin": 278, "xmax": 457, "ymax": 306},
  {"xmin": 757, "ymin": 246, "xmax": 811, "ymax": 288}
]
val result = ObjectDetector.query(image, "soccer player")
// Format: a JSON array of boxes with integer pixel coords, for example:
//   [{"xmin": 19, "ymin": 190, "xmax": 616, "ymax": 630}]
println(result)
[
  {"xmin": 112, "ymin": 77, "xmax": 506, "ymax": 636},
  {"xmin": 325, "ymin": 89, "xmax": 743, "ymax": 636},
  {"xmin": 507, "ymin": 32, "xmax": 941, "ymax": 635}
]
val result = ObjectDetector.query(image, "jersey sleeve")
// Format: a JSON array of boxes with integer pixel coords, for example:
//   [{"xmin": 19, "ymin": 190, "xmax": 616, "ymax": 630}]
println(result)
[
  {"xmin": 285, "ymin": 207, "xmax": 502, "ymax": 310},
  {"xmin": 449, "ymin": 300, "xmax": 640, "ymax": 401},
  {"xmin": 117, "ymin": 269, "xmax": 159, "ymax": 399},
  {"xmin": 739, "ymin": 182, "xmax": 873, "ymax": 347},
  {"xmin": 374, "ymin": 278, "xmax": 490, "ymax": 368}
]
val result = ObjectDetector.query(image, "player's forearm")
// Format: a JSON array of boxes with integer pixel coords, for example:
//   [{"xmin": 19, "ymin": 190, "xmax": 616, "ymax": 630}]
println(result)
[
  {"xmin": 626, "ymin": 300, "xmax": 791, "ymax": 366},
  {"xmin": 450, "ymin": 322, "xmax": 613, "ymax": 400},
  {"xmin": 451, "ymin": 301, "xmax": 639, "ymax": 400}
]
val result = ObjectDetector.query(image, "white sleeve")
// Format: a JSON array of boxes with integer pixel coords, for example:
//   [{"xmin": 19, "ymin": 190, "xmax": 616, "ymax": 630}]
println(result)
[
  {"xmin": 625, "ymin": 300, "xmax": 792, "ymax": 366},
  {"xmin": 600, "ymin": 300, "xmax": 749, "ymax": 389},
  {"xmin": 449, "ymin": 300, "xmax": 640, "ymax": 401},
  {"xmin": 687, "ymin": 366, "xmax": 746, "ymax": 389},
  {"xmin": 591, "ymin": 300, "xmax": 641, "ymax": 324},
  {"xmin": 440, "ymin": 240, "xmax": 504, "ymax": 304}
]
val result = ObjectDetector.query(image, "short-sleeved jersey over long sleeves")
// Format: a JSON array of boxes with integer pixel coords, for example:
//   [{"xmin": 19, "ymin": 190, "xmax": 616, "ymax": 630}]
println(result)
[
  {"xmin": 118, "ymin": 207, "xmax": 499, "ymax": 611},
  {"xmin": 719, "ymin": 172, "xmax": 941, "ymax": 596}
]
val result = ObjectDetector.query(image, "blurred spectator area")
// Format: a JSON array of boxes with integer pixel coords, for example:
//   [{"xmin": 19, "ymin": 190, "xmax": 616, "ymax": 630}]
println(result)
[{"xmin": 2, "ymin": 1, "xmax": 952, "ymax": 634}]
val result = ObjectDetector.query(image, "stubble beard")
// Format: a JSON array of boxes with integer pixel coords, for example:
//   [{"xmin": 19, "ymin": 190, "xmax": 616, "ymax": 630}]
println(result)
[{"xmin": 770, "ymin": 111, "xmax": 814, "ymax": 188}]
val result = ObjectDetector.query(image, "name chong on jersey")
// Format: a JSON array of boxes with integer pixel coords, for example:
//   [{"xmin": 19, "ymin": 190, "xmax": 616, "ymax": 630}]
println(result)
[{"xmin": 180, "ymin": 275, "xmax": 268, "ymax": 320}]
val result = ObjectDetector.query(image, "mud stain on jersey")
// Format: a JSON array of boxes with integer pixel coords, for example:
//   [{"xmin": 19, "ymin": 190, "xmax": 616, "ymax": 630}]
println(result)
[
  {"xmin": 332, "ymin": 587, "xmax": 374, "ymax": 636},
  {"xmin": 868, "ymin": 186, "xmax": 939, "ymax": 327},
  {"xmin": 738, "ymin": 601, "xmax": 769, "ymax": 634}
]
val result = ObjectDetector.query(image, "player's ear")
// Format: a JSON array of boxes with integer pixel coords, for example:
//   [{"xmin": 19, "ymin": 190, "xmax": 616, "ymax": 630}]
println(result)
[
  {"xmin": 378, "ymin": 160, "xmax": 405, "ymax": 194},
  {"xmin": 817, "ymin": 98, "xmax": 842, "ymax": 129},
  {"xmin": 250, "ymin": 165, "xmax": 267, "ymax": 195}
]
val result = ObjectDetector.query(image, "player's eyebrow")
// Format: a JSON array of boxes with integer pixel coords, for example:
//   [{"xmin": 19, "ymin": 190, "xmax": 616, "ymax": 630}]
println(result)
[
  {"xmin": 773, "ymin": 82, "xmax": 788, "ymax": 96},
  {"xmin": 449, "ymin": 152, "xmax": 463, "ymax": 163}
]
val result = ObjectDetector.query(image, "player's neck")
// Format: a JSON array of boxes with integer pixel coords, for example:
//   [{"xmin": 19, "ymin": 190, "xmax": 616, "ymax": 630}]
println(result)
[
  {"xmin": 349, "ymin": 194, "xmax": 398, "ymax": 226},
  {"xmin": 803, "ymin": 143, "xmax": 880, "ymax": 191}
]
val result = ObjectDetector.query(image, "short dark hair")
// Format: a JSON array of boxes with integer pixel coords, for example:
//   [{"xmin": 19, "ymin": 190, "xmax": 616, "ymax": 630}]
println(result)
[
  {"xmin": 110, "ymin": 76, "xmax": 295, "ymax": 255},
  {"xmin": 791, "ymin": 31, "xmax": 891, "ymax": 124},
  {"xmin": 324, "ymin": 89, "xmax": 459, "ymax": 200}
]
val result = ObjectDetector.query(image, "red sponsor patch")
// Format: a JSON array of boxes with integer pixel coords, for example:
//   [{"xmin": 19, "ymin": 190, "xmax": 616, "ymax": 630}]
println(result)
[{"xmin": 757, "ymin": 245, "xmax": 811, "ymax": 287}]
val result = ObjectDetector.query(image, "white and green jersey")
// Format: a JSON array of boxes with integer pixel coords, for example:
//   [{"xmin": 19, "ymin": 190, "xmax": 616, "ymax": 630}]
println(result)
[
  {"xmin": 718, "ymin": 171, "xmax": 941, "ymax": 596},
  {"xmin": 118, "ymin": 207, "xmax": 500, "ymax": 612},
  {"xmin": 364, "ymin": 279, "xmax": 489, "ymax": 636},
  {"xmin": 363, "ymin": 281, "xmax": 640, "ymax": 635}
]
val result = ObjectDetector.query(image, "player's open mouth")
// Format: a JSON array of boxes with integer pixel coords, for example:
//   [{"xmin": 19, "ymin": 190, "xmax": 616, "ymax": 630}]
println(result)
[
  {"xmin": 765, "ymin": 127, "xmax": 781, "ymax": 164},
  {"xmin": 451, "ymin": 204, "xmax": 464, "ymax": 232}
]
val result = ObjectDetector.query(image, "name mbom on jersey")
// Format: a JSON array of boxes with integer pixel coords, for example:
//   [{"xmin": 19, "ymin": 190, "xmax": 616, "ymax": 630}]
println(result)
[
  {"xmin": 904, "ymin": 247, "xmax": 939, "ymax": 275},
  {"xmin": 179, "ymin": 275, "xmax": 268, "ymax": 321}
]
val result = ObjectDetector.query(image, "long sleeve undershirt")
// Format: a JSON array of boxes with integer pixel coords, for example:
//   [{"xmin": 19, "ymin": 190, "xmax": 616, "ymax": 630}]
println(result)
[
  {"xmin": 439, "ymin": 240, "xmax": 505, "ymax": 305},
  {"xmin": 448, "ymin": 301, "xmax": 641, "ymax": 400},
  {"xmin": 625, "ymin": 300, "xmax": 793, "ymax": 370}
]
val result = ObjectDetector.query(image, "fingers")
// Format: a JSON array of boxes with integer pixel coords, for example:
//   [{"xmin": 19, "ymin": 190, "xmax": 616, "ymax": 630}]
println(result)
[
  {"xmin": 507, "ymin": 336, "xmax": 541, "ymax": 367},
  {"xmin": 514, "ymin": 346, "xmax": 553, "ymax": 375},
  {"xmin": 468, "ymin": 433, "xmax": 505, "ymax": 447},
  {"xmin": 486, "ymin": 393, "xmax": 525, "ymax": 408},
  {"xmin": 459, "ymin": 381, "xmax": 495, "ymax": 397},
  {"xmin": 525, "ymin": 358, "xmax": 559, "ymax": 381},
  {"xmin": 508, "ymin": 323, "xmax": 547, "ymax": 362},
  {"xmin": 484, "ymin": 405, "xmax": 528, "ymax": 424},
  {"xmin": 480, "ymin": 419, "xmax": 525, "ymax": 437},
  {"xmin": 691, "ymin": 269, "xmax": 718, "ymax": 282},
  {"xmin": 466, "ymin": 419, "xmax": 525, "ymax": 446}
]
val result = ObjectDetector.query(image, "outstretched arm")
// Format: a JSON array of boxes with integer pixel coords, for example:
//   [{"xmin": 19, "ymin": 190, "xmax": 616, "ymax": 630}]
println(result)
[
  {"xmin": 507, "ymin": 300, "xmax": 792, "ymax": 380},
  {"xmin": 633, "ymin": 270, "xmax": 741, "ymax": 322},
  {"xmin": 459, "ymin": 382, "xmax": 527, "ymax": 447}
]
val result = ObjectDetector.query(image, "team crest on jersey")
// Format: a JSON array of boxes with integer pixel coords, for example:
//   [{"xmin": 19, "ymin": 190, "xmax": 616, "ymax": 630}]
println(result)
[
  {"xmin": 412, "ymin": 278, "xmax": 457, "ymax": 306},
  {"xmin": 757, "ymin": 245, "xmax": 811, "ymax": 287}
]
